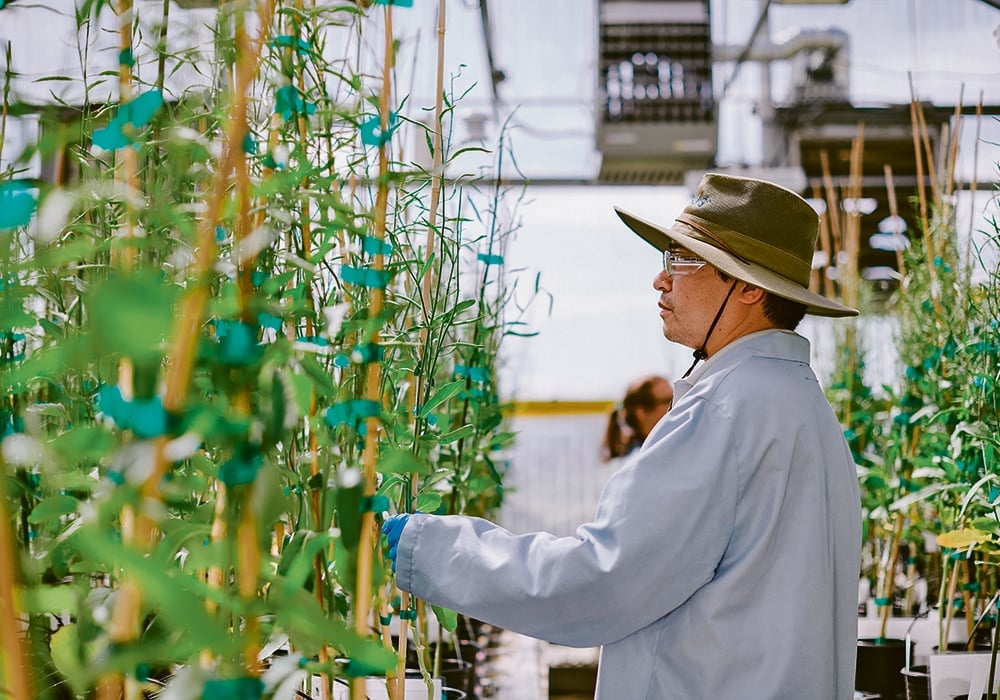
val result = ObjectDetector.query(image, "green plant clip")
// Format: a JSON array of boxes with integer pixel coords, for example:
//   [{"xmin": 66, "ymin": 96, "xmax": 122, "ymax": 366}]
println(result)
[
  {"xmin": 0, "ymin": 180, "xmax": 37, "ymax": 230},
  {"xmin": 219, "ymin": 445, "xmax": 264, "ymax": 488},
  {"xmin": 477, "ymin": 253, "xmax": 504, "ymax": 265},
  {"xmin": 398, "ymin": 608, "xmax": 417, "ymax": 620},
  {"xmin": 340, "ymin": 265, "xmax": 390, "ymax": 289},
  {"xmin": 361, "ymin": 235, "xmax": 394, "ymax": 256},
  {"xmin": 359, "ymin": 112, "xmax": 400, "ymax": 147},
  {"xmin": 200, "ymin": 678, "xmax": 264, "ymax": 700},
  {"xmin": 274, "ymin": 85, "xmax": 316, "ymax": 121},
  {"xmin": 359, "ymin": 495, "xmax": 389, "ymax": 512}
]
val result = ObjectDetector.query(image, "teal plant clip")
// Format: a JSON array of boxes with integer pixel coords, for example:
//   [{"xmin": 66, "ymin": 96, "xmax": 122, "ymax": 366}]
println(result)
[
  {"xmin": 340, "ymin": 265, "xmax": 390, "ymax": 289},
  {"xmin": 97, "ymin": 385, "xmax": 169, "ymax": 439},
  {"xmin": 200, "ymin": 678, "xmax": 264, "ymax": 700},
  {"xmin": 454, "ymin": 364, "xmax": 489, "ymax": 383},
  {"xmin": 118, "ymin": 48, "xmax": 134, "ymax": 67},
  {"xmin": 361, "ymin": 235, "xmax": 394, "ymax": 256},
  {"xmin": 92, "ymin": 90, "xmax": 165, "ymax": 151},
  {"xmin": 375, "ymin": 0, "xmax": 414, "ymax": 6},
  {"xmin": 334, "ymin": 343, "xmax": 383, "ymax": 367},
  {"xmin": 359, "ymin": 112, "xmax": 399, "ymax": 147},
  {"xmin": 242, "ymin": 133, "xmax": 258, "ymax": 155},
  {"xmin": 477, "ymin": 253, "xmax": 504, "ymax": 266},
  {"xmin": 324, "ymin": 399, "xmax": 380, "ymax": 432},
  {"xmin": 360, "ymin": 495, "xmax": 390, "ymax": 512},
  {"xmin": 399, "ymin": 608, "xmax": 418, "ymax": 620},
  {"xmin": 213, "ymin": 320, "xmax": 260, "ymax": 366},
  {"xmin": 0, "ymin": 180, "xmax": 38, "ymax": 230},
  {"xmin": 274, "ymin": 85, "xmax": 317, "ymax": 122},
  {"xmin": 219, "ymin": 444, "xmax": 264, "ymax": 488},
  {"xmin": 258, "ymin": 312, "xmax": 283, "ymax": 331},
  {"xmin": 269, "ymin": 35, "xmax": 313, "ymax": 55},
  {"xmin": 379, "ymin": 613, "xmax": 393, "ymax": 626}
]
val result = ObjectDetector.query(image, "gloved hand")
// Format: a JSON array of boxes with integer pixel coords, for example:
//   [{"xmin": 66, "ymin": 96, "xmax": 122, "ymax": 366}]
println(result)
[{"xmin": 381, "ymin": 513, "xmax": 410, "ymax": 572}]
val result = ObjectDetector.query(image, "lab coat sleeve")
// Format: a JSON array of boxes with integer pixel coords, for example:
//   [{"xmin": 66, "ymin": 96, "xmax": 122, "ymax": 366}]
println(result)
[{"xmin": 394, "ymin": 396, "xmax": 739, "ymax": 648}]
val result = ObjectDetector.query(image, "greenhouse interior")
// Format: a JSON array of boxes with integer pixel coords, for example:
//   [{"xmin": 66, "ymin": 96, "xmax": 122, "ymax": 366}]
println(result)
[{"xmin": 1, "ymin": 0, "xmax": 999, "ymax": 698}]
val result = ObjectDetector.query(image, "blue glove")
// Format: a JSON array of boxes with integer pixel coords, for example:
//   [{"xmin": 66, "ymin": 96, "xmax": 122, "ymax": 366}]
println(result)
[{"xmin": 381, "ymin": 513, "xmax": 410, "ymax": 572}]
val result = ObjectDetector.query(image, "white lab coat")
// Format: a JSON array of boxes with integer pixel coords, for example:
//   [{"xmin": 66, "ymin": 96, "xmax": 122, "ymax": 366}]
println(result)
[{"xmin": 395, "ymin": 330, "xmax": 862, "ymax": 698}]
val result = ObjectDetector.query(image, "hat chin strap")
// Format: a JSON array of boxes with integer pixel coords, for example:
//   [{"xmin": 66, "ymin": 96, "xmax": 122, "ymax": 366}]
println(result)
[{"xmin": 681, "ymin": 280, "xmax": 739, "ymax": 379}]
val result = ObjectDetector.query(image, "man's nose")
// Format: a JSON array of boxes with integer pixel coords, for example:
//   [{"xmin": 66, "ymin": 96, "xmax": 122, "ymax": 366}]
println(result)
[{"xmin": 653, "ymin": 268, "xmax": 672, "ymax": 291}]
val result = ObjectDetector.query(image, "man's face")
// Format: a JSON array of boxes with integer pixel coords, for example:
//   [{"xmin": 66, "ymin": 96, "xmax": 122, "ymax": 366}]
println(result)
[{"xmin": 652, "ymin": 249, "xmax": 733, "ymax": 349}]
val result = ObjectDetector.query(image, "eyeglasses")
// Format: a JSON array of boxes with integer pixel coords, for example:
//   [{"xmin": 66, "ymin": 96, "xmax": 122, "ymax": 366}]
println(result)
[{"xmin": 662, "ymin": 250, "xmax": 707, "ymax": 277}]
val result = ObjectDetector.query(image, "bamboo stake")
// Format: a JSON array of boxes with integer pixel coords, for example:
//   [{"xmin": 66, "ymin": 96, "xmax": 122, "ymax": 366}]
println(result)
[
  {"xmin": 103, "ymin": 5, "xmax": 264, "ymax": 693},
  {"xmin": 908, "ymin": 94, "xmax": 944, "ymax": 320},
  {"xmin": 0, "ymin": 462, "xmax": 32, "ymax": 700},
  {"xmin": 99, "ymin": 3, "xmax": 141, "ymax": 696},
  {"xmin": 944, "ymin": 84, "xmax": 964, "ymax": 200},
  {"xmin": 394, "ymin": 1, "xmax": 448, "ymax": 695},
  {"xmin": 883, "ymin": 165, "xmax": 906, "ymax": 280},
  {"xmin": 811, "ymin": 182, "xmax": 833, "ymax": 297},
  {"xmin": 878, "ymin": 513, "xmax": 904, "ymax": 639},
  {"xmin": 908, "ymin": 74, "xmax": 940, "ymax": 209},
  {"xmin": 965, "ymin": 92, "xmax": 983, "ymax": 283},
  {"xmin": 352, "ymin": 6, "xmax": 394, "ymax": 700},
  {"xmin": 819, "ymin": 150, "xmax": 843, "ymax": 263}
]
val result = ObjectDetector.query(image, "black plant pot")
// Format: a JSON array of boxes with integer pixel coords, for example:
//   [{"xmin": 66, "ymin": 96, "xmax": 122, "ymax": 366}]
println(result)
[
  {"xmin": 857, "ymin": 637, "xmax": 910, "ymax": 700},
  {"xmin": 901, "ymin": 663, "xmax": 930, "ymax": 700}
]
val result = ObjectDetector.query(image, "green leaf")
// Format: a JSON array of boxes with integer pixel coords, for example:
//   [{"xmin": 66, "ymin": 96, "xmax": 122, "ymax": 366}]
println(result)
[
  {"xmin": 437, "ymin": 424, "xmax": 475, "ymax": 444},
  {"xmin": 377, "ymin": 448, "xmax": 429, "ymax": 475},
  {"xmin": 49, "ymin": 624, "xmax": 89, "ymax": 694},
  {"xmin": 87, "ymin": 271, "xmax": 180, "ymax": 363},
  {"xmin": 28, "ymin": 494, "xmax": 78, "ymax": 523},
  {"xmin": 21, "ymin": 584, "xmax": 77, "ymax": 615},
  {"xmin": 416, "ymin": 491, "xmax": 442, "ymax": 513},
  {"xmin": 431, "ymin": 605, "xmax": 459, "ymax": 631},
  {"xmin": 419, "ymin": 379, "xmax": 464, "ymax": 417}
]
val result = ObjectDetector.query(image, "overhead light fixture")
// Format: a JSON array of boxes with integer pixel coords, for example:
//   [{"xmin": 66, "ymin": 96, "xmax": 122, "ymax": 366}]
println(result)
[
  {"xmin": 869, "ymin": 232, "xmax": 909, "ymax": 251},
  {"xmin": 842, "ymin": 197, "xmax": 878, "ymax": 215},
  {"xmin": 878, "ymin": 215, "xmax": 907, "ymax": 235}
]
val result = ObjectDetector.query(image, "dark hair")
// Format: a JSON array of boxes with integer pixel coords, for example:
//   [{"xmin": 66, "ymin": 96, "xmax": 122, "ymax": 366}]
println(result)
[
  {"xmin": 601, "ymin": 375, "xmax": 673, "ymax": 461},
  {"xmin": 713, "ymin": 269, "xmax": 807, "ymax": 330}
]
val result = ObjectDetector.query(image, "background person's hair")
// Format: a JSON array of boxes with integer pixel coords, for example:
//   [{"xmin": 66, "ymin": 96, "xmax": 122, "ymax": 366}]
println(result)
[{"xmin": 601, "ymin": 375, "xmax": 674, "ymax": 461}]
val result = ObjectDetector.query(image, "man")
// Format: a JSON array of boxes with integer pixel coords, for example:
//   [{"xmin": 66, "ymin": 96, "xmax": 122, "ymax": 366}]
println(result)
[{"xmin": 384, "ymin": 173, "xmax": 862, "ymax": 698}]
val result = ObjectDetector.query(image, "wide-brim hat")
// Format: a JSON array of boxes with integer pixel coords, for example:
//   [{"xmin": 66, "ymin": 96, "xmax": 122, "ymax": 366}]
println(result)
[{"xmin": 616, "ymin": 172, "xmax": 858, "ymax": 318}]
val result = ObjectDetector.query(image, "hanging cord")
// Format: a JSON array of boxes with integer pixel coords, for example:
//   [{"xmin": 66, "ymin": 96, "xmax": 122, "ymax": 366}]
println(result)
[{"xmin": 682, "ymin": 280, "xmax": 739, "ymax": 379}]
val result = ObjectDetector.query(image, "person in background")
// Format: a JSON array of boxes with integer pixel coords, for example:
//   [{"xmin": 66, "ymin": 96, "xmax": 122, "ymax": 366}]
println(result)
[
  {"xmin": 601, "ymin": 375, "xmax": 673, "ymax": 461},
  {"xmin": 383, "ymin": 173, "xmax": 862, "ymax": 698}
]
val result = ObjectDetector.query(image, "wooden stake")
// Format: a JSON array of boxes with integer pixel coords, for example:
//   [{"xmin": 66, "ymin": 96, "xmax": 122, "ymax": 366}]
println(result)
[
  {"xmin": 352, "ymin": 6, "xmax": 394, "ymax": 699},
  {"xmin": 883, "ymin": 165, "xmax": 906, "ymax": 280},
  {"xmin": 0, "ymin": 464, "xmax": 32, "ymax": 700}
]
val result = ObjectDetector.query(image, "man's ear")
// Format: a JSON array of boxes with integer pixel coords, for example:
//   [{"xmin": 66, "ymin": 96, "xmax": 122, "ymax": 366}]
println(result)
[{"xmin": 737, "ymin": 282, "xmax": 766, "ymax": 305}]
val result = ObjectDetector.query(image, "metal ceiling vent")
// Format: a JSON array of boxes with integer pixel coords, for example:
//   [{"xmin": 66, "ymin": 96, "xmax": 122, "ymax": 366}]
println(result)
[{"xmin": 596, "ymin": 0, "xmax": 717, "ymax": 185}]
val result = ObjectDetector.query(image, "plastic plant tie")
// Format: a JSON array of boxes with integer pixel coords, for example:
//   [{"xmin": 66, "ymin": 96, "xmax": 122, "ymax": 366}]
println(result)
[
  {"xmin": 340, "ymin": 265, "xmax": 390, "ymax": 289},
  {"xmin": 874, "ymin": 597, "xmax": 890, "ymax": 606},
  {"xmin": 200, "ymin": 678, "xmax": 265, "ymax": 700},
  {"xmin": 269, "ymin": 35, "xmax": 312, "ymax": 55},
  {"xmin": 257, "ymin": 313, "xmax": 282, "ymax": 331},
  {"xmin": 477, "ymin": 253, "xmax": 504, "ymax": 265},
  {"xmin": 135, "ymin": 663, "xmax": 151, "ymax": 682},
  {"xmin": 118, "ymin": 48, "xmax": 134, "ymax": 67},
  {"xmin": 324, "ymin": 399, "xmax": 381, "ymax": 429},
  {"xmin": 219, "ymin": 444, "xmax": 264, "ymax": 488},
  {"xmin": 97, "ymin": 385, "xmax": 169, "ymax": 439},
  {"xmin": 0, "ymin": 180, "xmax": 37, "ymax": 229},
  {"xmin": 963, "ymin": 582, "xmax": 982, "ymax": 593},
  {"xmin": 92, "ymin": 90, "xmax": 165, "ymax": 151},
  {"xmin": 454, "ymin": 364, "xmax": 489, "ymax": 382},
  {"xmin": 274, "ymin": 85, "xmax": 316, "ymax": 121},
  {"xmin": 214, "ymin": 320, "xmax": 260, "ymax": 366},
  {"xmin": 375, "ymin": 0, "xmax": 414, "ymax": 6},
  {"xmin": 360, "ymin": 495, "xmax": 389, "ymax": 513},
  {"xmin": 361, "ymin": 235, "xmax": 394, "ymax": 256},
  {"xmin": 399, "ymin": 608, "xmax": 418, "ymax": 620},
  {"xmin": 359, "ymin": 112, "xmax": 400, "ymax": 147},
  {"xmin": 379, "ymin": 613, "xmax": 393, "ymax": 625},
  {"xmin": 335, "ymin": 343, "xmax": 383, "ymax": 367},
  {"xmin": 296, "ymin": 335, "xmax": 329, "ymax": 347},
  {"xmin": 242, "ymin": 134, "xmax": 257, "ymax": 155}
]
